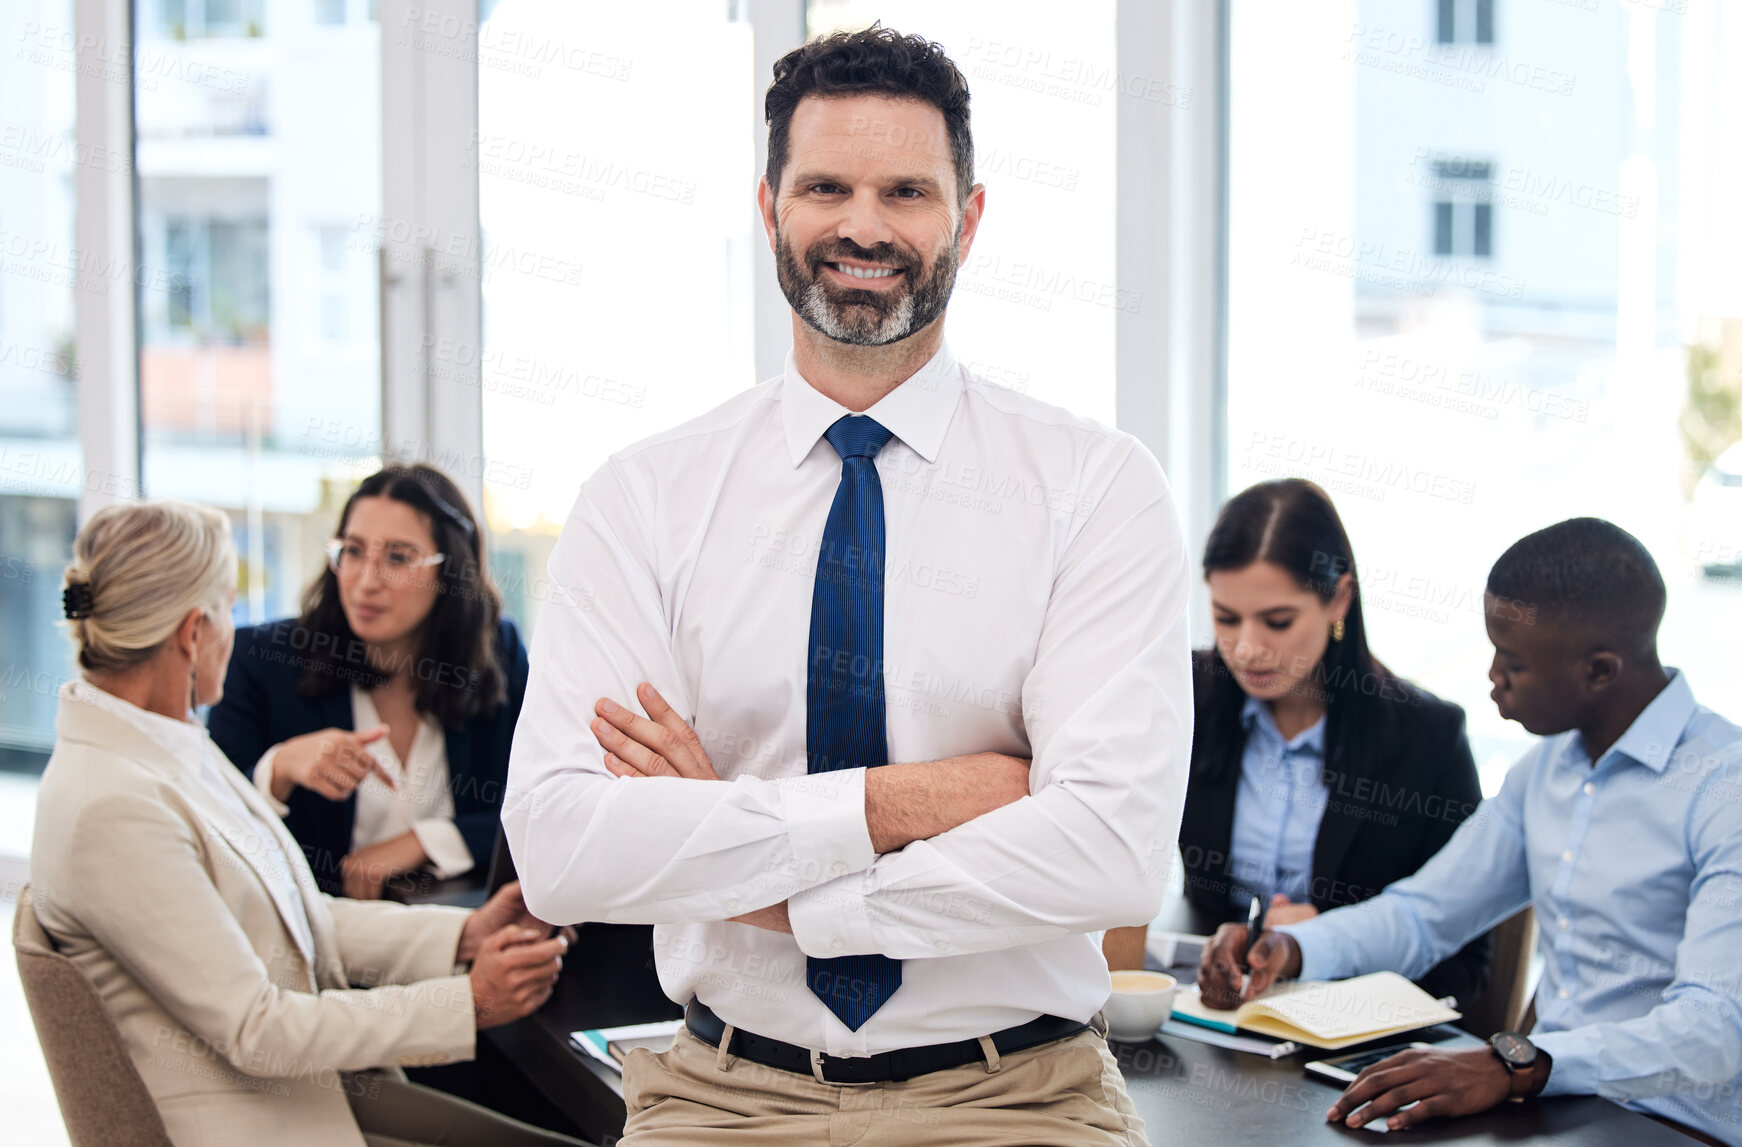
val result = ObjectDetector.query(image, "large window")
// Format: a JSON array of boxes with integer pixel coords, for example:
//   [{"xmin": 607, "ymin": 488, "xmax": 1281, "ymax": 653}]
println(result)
[
  {"xmin": 0, "ymin": 0, "xmax": 81, "ymax": 771},
  {"xmin": 134, "ymin": 0, "xmax": 384, "ymax": 626},
  {"xmin": 1228, "ymin": 0, "xmax": 1742, "ymax": 790},
  {"xmin": 476, "ymin": 0, "xmax": 755, "ymax": 630},
  {"xmin": 474, "ymin": 1, "xmax": 1124, "ymax": 633}
]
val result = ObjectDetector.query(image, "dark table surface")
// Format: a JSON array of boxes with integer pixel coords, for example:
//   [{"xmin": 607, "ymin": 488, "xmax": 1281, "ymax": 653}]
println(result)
[
  {"xmin": 485, "ymin": 909, "xmax": 1695, "ymax": 1147},
  {"xmin": 1116, "ymin": 1026, "xmax": 1685, "ymax": 1145}
]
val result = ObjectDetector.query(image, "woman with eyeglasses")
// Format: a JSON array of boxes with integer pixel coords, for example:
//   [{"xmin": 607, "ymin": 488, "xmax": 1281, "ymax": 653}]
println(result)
[
  {"xmin": 209, "ymin": 464, "xmax": 529, "ymax": 899},
  {"xmin": 30, "ymin": 499, "xmax": 585, "ymax": 1147}
]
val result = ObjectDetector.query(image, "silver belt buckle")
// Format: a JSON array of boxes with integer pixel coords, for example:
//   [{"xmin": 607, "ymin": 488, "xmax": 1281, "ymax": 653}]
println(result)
[{"xmin": 809, "ymin": 1048, "xmax": 878, "ymax": 1087}]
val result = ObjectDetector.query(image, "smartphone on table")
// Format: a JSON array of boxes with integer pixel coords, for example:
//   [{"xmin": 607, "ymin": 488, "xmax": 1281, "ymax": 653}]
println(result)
[{"xmin": 1303, "ymin": 1041, "xmax": 1434, "ymax": 1085}]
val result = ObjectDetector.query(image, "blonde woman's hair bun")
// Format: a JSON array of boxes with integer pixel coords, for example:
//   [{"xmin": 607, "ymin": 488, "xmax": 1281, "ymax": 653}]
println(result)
[{"xmin": 65, "ymin": 501, "xmax": 236, "ymax": 674}]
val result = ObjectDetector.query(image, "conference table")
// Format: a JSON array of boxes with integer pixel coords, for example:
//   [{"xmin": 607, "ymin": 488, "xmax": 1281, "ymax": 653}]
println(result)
[{"xmin": 476, "ymin": 906, "xmax": 1699, "ymax": 1147}]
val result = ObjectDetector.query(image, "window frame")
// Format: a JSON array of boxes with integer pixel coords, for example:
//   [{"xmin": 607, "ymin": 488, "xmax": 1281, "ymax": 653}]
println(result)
[{"xmin": 75, "ymin": 0, "xmax": 1230, "ymax": 639}]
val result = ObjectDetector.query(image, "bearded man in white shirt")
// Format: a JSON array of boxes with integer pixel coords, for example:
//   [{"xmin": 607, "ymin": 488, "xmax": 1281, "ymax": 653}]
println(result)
[{"xmin": 505, "ymin": 25, "xmax": 1191, "ymax": 1146}]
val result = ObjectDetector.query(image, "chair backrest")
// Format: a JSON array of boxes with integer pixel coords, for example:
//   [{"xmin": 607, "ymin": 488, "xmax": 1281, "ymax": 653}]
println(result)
[
  {"xmin": 11, "ymin": 886, "xmax": 174, "ymax": 1147},
  {"xmin": 1457, "ymin": 905, "xmax": 1537, "ymax": 1039}
]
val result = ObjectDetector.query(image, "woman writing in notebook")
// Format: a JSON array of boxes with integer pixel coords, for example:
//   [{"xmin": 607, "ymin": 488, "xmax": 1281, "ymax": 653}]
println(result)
[
  {"xmin": 209, "ymin": 465, "xmax": 529, "ymax": 899},
  {"xmin": 1173, "ymin": 479, "xmax": 1491, "ymax": 1007}
]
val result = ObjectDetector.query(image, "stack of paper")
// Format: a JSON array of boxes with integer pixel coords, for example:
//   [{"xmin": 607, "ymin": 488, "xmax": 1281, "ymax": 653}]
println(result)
[
  {"xmin": 1170, "ymin": 971, "xmax": 1459, "ymax": 1050},
  {"xmin": 570, "ymin": 1020, "xmax": 684, "ymax": 1072}
]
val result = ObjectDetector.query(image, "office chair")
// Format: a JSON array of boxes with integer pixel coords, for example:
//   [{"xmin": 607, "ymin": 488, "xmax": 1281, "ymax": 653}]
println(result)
[
  {"xmin": 12, "ymin": 886, "xmax": 173, "ymax": 1147},
  {"xmin": 1458, "ymin": 905, "xmax": 1537, "ymax": 1039}
]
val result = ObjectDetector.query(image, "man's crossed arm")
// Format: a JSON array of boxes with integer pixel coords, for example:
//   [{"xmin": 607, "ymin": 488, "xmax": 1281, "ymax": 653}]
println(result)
[{"xmin": 589, "ymin": 681, "xmax": 1034, "ymax": 933}]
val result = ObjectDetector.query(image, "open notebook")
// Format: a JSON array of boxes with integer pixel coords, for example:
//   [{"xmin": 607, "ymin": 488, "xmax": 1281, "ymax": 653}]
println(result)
[{"xmin": 1170, "ymin": 971, "xmax": 1460, "ymax": 1050}]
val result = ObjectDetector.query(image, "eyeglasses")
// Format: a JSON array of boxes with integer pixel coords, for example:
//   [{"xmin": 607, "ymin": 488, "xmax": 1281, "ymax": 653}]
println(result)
[{"xmin": 325, "ymin": 538, "xmax": 447, "ymax": 578}]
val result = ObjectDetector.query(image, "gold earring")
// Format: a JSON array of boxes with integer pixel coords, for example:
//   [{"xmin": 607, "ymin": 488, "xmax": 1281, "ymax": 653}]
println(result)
[{"xmin": 1331, "ymin": 618, "xmax": 1346, "ymax": 642}]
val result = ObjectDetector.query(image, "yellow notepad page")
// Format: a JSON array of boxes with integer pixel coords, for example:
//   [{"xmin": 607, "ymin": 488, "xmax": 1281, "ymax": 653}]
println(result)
[{"xmin": 1172, "ymin": 972, "xmax": 1460, "ymax": 1051}]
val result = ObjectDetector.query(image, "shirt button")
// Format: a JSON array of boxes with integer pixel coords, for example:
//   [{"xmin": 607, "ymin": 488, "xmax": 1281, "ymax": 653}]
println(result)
[
  {"xmin": 726, "ymin": 899, "xmax": 741, "ymax": 913},
  {"xmin": 1558, "ymin": 988, "xmax": 1571, "ymax": 1000},
  {"xmin": 831, "ymin": 939, "xmax": 845, "ymax": 953},
  {"xmin": 1561, "ymin": 850, "xmax": 1574, "ymax": 863},
  {"xmin": 935, "ymin": 940, "xmax": 951, "ymax": 953},
  {"xmin": 1558, "ymin": 917, "xmax": 1570, "ymax": 930},
  {"xmin": 830, "ymin": 861, "xmax": 847, "ymax": 876},
  {"xmin": 1583, "ymin": 782, "xmax": 1595, "ymax": 796}
]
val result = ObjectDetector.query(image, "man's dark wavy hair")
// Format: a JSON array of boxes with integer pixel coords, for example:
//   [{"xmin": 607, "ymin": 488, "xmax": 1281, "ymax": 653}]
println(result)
[
  {"xmin": 765, "ymin": 24, "xmax": 974, "ymax": 205},
  {"xmin": 295, "ymin": 464, "xmax": 506, "ymax": 725}
]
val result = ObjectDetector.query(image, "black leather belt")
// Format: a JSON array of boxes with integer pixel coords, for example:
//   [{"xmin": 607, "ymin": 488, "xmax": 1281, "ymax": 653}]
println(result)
[{"xmin": 683, "ymin": 999, "xmax": 1091, "ymax": 1085}]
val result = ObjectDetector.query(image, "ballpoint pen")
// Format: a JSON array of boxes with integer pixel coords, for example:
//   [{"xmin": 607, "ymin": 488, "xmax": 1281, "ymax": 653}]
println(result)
[{"xmin": 1242, "ymin": 893, "xmax": 1269, "ymax": 976}]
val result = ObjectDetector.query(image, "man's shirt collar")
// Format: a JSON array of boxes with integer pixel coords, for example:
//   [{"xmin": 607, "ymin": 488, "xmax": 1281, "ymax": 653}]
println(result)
[
  {"xmin": 780, "ymin": 342, "xmax": 962, "ymax": 467},
  {"xmin": 1561, "ymin": 668, "xmax": 1696, "ymax": 774}
]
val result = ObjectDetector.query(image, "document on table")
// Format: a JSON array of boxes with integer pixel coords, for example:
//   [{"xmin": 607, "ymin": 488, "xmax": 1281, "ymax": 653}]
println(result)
[
  {"xmin": 1157, "ymin": 1019, "xmax": 1287, "ymax": 1056},
  {"xmin": 1170, "ymin": 972, "xmax": 1459, "ymax": 1050},
  {"xmin": 570, "ymin": 1020, "xmax": 684, "ymax": 1073}
]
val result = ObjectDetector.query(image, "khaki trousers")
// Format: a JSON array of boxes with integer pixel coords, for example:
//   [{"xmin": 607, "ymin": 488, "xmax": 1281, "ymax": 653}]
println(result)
[{"xmin": 619, "ymin": 1027, "xmax": 1149, "ymax": 1146}]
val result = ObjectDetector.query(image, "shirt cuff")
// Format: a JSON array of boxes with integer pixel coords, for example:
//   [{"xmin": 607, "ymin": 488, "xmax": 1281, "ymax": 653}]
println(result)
[
  {"xmin": 1528, "ymin": 1029, "xmax": 1596, "ymax": 1097},
  {"xmin": 776, "ymin": 768, "xmax": 876, "ymax": 882},
  {"xmin": 1276, "ymin": 920, "xmax": 1333, "ymax": 982},
  {"xmin": 777, "ymin": 768, "xmax": 878, "ymax": 959},
  {"xmin": 788, "ymin": 868, "xmax": 881, "ymax": 959},
  {"xmin": 253, "ymin": 745, "xmax": 291, "ymax": 817},
  {"xmin": 411, "ymin": 818, "xmax": 475, "ymax": 880}
]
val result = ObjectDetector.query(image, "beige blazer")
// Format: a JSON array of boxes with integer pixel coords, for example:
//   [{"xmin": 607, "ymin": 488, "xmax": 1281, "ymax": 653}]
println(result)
[{"xmin": 29, "ymin": 683, "xmax": 478, "ymax": 1147}]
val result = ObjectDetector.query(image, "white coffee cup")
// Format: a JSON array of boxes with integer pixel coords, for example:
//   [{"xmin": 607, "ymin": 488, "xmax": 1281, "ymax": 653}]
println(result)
[{"xmin": 1103, "ymin": 969, "xmax": 1177, "ymax": 1042}]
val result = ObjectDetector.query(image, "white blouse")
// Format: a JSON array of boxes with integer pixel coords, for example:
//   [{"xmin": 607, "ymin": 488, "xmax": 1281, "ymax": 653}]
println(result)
[{"xmin": 252, "ymin": 686, "xmax": 473, "ymax": 878}]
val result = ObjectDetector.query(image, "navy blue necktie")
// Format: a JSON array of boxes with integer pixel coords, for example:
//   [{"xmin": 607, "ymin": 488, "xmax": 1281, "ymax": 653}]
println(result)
[{"xmin": 806, "ymin": 415, "xmax": 901, "ymax": 1031}]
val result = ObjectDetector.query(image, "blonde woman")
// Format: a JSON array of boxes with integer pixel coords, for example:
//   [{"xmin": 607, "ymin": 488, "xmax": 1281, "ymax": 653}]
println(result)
[{"xmin": 28, "ymin": 500, "xmax": 589, "ymax": 1147}]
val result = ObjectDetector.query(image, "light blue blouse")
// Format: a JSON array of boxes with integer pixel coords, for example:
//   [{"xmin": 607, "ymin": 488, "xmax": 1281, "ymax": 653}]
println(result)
[{"xmin": 1226, "ymin": 694, "xmax": 1329, "ymax": 909}]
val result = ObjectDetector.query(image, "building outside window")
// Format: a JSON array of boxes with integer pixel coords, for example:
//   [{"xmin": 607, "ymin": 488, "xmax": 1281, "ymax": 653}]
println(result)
[
  {"xmin": 1230, "ymin": 0, "xmax": 1742, "ymax": 794},
  {"xmin": 1437, "ymin": 0, "xmax": 1495, "ymax": 46},
  {"xmin": 1429, "ymin": 158, "xmax": 1494, "ymax": 258}
]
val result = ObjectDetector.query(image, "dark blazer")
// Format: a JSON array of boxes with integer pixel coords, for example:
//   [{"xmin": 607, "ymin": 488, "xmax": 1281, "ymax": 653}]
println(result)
[
  {"xmin": 1178, "ymin": 650, "xmax": 1492, "ymax": 1008},
  {"xmin": 208, "ymin": 617, "xmax": 530, "ymax": 897}
]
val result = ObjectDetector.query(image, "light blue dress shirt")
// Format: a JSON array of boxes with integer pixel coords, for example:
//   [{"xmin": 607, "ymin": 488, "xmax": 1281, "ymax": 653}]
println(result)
[
  {"xmin": 1227, "ymin": 696, "xmax": 1329, "ymax": 908},
  {"xmin": 1282, "ymin": 671, "xmax": 1742, "ymax": 1143}
]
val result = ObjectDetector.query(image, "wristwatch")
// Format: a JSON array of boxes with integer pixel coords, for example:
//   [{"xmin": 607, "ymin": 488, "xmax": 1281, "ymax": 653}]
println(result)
[{"xmin": 1488, "ymin": 1031, "xmax": 1549, "ymax": 1099}]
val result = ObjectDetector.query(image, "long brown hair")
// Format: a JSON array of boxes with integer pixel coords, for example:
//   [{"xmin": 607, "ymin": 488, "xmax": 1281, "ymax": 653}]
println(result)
[{"xmin": 294, "ymin": 465, "xmax": 506, "ymax": 725}]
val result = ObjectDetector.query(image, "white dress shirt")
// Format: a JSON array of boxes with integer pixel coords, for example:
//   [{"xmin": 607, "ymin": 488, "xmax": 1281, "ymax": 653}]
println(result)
[
  {"xmin": 252, "ymin": 688, "xmax": 473, "ymax": 878},
  {"xmin": 506, "ymin": 343, "xmax": 1193, "ymax": 1057},
  {"xmin": 72, "ymin": 679, "xmax": 319, "ymax": 962}
]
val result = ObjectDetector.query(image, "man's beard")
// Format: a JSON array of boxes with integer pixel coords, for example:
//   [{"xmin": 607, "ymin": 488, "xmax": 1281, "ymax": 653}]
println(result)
[{"xmin": 774, "ymin": 229, "xmax": 959, "ymax": 347}]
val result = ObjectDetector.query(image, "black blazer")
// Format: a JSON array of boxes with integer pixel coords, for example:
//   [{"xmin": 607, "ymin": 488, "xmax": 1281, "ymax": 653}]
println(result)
[
  {"xmin": 208, "ymin": 617, "xmax": 530, "ymax": 897},
  {"xmin": 1178, "ymin": 650, "xmax": 1492, "ymax": 1008}
]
